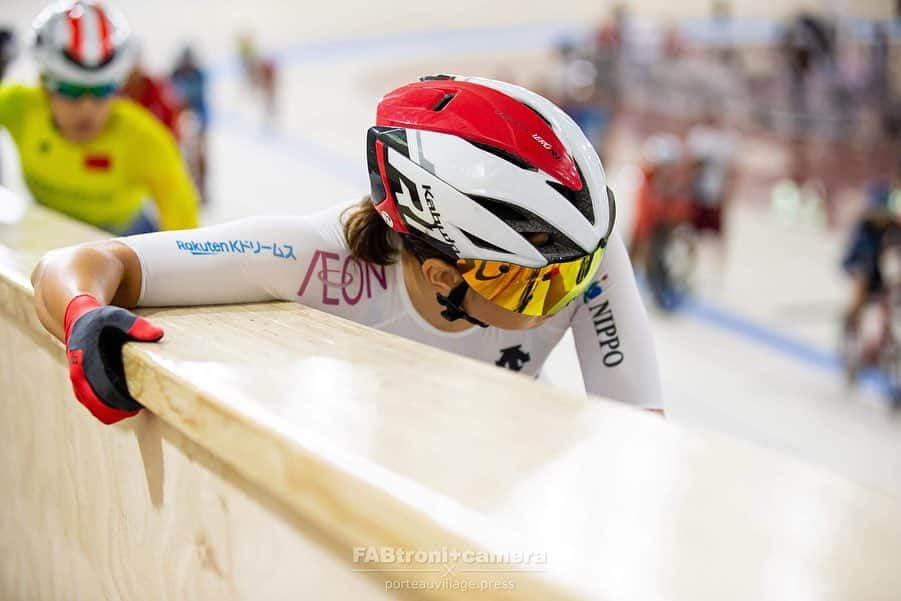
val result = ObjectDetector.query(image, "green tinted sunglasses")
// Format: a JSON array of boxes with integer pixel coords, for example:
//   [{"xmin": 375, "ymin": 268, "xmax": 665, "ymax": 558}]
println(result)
[{"xmin": 51, "ymin": 80, "xmax": 119, "ymax": 99}]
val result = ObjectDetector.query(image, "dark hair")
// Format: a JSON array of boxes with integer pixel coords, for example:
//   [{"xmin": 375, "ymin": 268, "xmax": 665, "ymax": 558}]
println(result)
[{"xmin": 342, "ymin": 197, "xmax": 455, "ymax": 266}]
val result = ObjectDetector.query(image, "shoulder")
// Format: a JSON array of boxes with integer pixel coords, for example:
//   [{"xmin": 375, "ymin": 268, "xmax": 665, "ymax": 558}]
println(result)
[
  {"xmin": 305, "ymin": 201, "xmax": 357, "ymax": 249},
  {"xmin": 0, "ymin": 83, "xmax": 38, "ymax": 98},
  {"xmin": 110, "ymin": 98, "xmax": 176, "ymax": 146},
  {"xmin": 0, "ymin": 83, "xmax": 40, "ymax": 108},
  {"xmin": 287, "ymin": 202, "xmax": 399, "ymax": 316}
]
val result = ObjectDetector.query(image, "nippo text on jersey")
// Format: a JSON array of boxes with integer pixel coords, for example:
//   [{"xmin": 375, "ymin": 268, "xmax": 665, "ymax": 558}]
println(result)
[{"xmin": 585, "ymin": 287, "xmax": 624, "ymax": 367}]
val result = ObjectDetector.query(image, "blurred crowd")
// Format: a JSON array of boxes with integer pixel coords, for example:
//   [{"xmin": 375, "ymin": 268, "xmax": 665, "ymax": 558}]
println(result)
[
  {"xmin": 541, "ymin": 5, "xmax": 899, "ymax": 151},
  {"xmin": 530, "ymin": 5, "xmax": 901, "ymax": 399},
  {"xmin": 527, "ymin": 5, "xmax": 899, "ymax": 309}
]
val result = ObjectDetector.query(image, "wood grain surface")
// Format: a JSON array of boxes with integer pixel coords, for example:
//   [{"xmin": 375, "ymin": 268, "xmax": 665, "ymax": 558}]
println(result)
[{"xmin": 2, "ymin": 203, "xmax": 901, "ymax": 601}]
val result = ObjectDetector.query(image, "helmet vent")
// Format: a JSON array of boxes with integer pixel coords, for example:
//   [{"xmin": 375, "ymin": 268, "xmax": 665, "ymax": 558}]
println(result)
[
  {"xmin": 468, "ymin": 195, "xmax": 584, "ymax": 262},
  {"xmin": 546, "ymin": 163, "xmax": 595, "ymax": 225},
  {"xmin": 469, "ymin": 195, "xmax": 529, "ymax": 224},
  {"xmin": 432, "ymin": 93, "xmax": 456, "ymax": 111},
  {"xmin": 468, "ymin": 141, "xmax": 536, "ymax": 171},
  {"xmin": 458, "ymin": 228, "xmax": 509, "ymax": 254},
  {"xmin": 63, "ymin": 49, "xmax": 117, "ymax": 71}
]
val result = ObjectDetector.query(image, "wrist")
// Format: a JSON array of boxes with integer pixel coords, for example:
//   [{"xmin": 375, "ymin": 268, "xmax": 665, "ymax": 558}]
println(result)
[{"xmin": 63, "ymin": 294, "xmax": 103, "ymax": 343}]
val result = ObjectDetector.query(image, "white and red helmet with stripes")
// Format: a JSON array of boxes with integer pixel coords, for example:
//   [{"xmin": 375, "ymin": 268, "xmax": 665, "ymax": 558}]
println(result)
[
  {"xmin": 30, "ymin": 0, "xmax": 135, "ymax": 86},
  {"xmin": 366, "ymin": 75, "xmax": 615, "ymax": 269}
]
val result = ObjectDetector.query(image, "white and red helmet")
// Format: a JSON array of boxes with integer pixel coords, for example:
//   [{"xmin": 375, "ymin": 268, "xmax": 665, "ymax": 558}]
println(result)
[
  {"xmin": 30, "ymin": 0, "xmax": 135, "ymax": 86},
  {"xmin": 367, "ymin": 75, "xmax": 615, "ymax": 270}
]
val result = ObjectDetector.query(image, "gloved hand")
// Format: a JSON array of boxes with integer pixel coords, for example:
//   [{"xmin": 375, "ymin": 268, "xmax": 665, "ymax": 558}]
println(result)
[{"xmin": 64, "ymin": 294, "xmax": 164, "ymax": 424}]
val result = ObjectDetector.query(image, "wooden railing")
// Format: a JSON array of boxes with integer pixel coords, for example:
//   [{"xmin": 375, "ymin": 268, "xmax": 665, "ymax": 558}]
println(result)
[{"xmin": 1, "ymin": 203, "xmax": 900, "ymax": 600}]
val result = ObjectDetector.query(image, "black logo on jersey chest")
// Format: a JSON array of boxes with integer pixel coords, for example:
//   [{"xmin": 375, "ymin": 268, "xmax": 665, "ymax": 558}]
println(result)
[{"xmin": 495, "ymin": 345, "xmax": 531, "ymax": 372}]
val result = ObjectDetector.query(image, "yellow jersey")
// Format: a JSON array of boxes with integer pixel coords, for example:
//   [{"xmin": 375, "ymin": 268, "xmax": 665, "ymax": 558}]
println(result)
[{"xmin": 0, "ymin": 84, "xmax": 199, "ymax": 233}]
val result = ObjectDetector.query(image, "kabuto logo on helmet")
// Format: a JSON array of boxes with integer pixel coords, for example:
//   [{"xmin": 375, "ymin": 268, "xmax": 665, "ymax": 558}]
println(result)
[
  {"xmin": 391, "ymin": 168, "xmax": 460, "ymax": 254},
  {"xmin": 422, "ymin": 184, "xmax": 459, "ymax": 254}
]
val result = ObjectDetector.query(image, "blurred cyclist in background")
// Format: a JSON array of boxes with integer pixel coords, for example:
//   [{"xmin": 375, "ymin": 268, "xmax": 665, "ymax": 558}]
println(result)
[
  {"xmin": 840, "ymin": 162, "xmax": 901, "ymax": 395},
  {"xmin": 171, "ymin": 47, "xmax": 210, "ymax": 203},
  {"xmin": 629, "ymin": 134, "xmax": 692, "ymax": 267},
  {"xmin": 236, "ymin": 32, "xmax": 278, "ymax": 126},
  {"xmin": 631, "ymin": 134, "xmax": 696, "ymax": 310},
  {"xmin": 842, "ymin": 163, "xmax": 901, "ymax": 333},
  {"xmin": 687, "ymin": 106, "xmax": 738, "ymax": 273},
  {"xmin": 171, "ymin": 47, "xmax": 208, "ymax": 131},
  {"xmin": 0, "ymin": 1, "xmax": 198, "ymax": 235},
  {"xmin": 121, "ymin": 47, "xmax": 183, "ymax": 135}
]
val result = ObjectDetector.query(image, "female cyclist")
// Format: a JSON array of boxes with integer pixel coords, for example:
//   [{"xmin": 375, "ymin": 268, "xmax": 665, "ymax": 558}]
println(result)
[
  {"xmin": 31, "ymin": 75, "xmax": 663, "ymax": 424},
  {"xmin": 0, "ymin": 0, "xmax": 198, "ymax": 235}
]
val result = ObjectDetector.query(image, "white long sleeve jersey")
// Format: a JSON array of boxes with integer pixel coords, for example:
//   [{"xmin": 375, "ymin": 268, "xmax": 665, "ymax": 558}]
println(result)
[{"xmin": 121, "ymin": 202, "xmax": 663, "ymax": 409}]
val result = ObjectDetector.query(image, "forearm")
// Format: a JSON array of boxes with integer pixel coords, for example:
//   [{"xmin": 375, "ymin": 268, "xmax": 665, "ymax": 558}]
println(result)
[
  {"xmin": 31, "ymin": 241, "xmax": 141, "ymax": 341},
  {"xmin": 574, "ymin": 234, "xmax": 664, "ymax": 410}
]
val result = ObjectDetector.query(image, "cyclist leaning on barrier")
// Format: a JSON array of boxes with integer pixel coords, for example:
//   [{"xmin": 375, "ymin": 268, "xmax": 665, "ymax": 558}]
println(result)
[{"xmin": 32, "ymin": 75, "xmax": 664, "ymax": 424}]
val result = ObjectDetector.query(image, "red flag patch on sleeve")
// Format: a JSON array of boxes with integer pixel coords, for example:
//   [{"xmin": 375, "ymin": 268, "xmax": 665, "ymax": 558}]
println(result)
[{"xmin": 84, "ymin": 154, "xmax": 112, "ymax": 171}]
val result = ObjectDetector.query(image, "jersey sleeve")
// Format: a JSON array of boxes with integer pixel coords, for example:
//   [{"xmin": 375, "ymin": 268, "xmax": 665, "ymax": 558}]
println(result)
[
  {"xmin": 118, "ymin": 209, "xmax": 342, "ymax": 307},
  {"xmin": 569, "ymin": 232, "xmax": 664, "ymax": 410},
  {"xmin": 131, "ymin": 111, "xmax": 200, "ymax": 231},
  {"xmin": 0, "ymin": 84, "xmax": 27, "ymax": 138}
]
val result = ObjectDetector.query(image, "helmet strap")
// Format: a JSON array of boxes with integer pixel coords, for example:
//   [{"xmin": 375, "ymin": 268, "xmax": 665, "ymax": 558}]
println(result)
[{"xmin": 436, "ymin": 281, "xmax": 489, "ymax": 328}]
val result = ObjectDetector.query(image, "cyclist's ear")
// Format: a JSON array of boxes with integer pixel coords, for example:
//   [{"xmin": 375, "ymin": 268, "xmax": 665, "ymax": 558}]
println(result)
[{"xmin": 420, "ymin": 258, "xmax": 462, "ymax": 296}]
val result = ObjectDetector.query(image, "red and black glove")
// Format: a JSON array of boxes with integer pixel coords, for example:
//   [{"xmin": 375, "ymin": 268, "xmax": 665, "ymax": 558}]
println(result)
[{"xmin": 64, "ymin": 294, "xmax": 164, "ymax": 424}]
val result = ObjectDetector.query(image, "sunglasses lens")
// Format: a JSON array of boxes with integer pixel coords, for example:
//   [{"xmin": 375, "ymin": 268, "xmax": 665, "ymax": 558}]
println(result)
[
  {"xmin": 92, "ymin": 84, "xmax": 117, "ymax": 98},
  {"xmin": 457, "ymin": 245, "xmax": 605, "ymax": 317},
  {"xmin": 54, "ymin": 82, "xmax": 117, "ymax": 99},
  {"xmin": 54, "ymin": 83, "xmax": 84, "ymax": 99}
]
